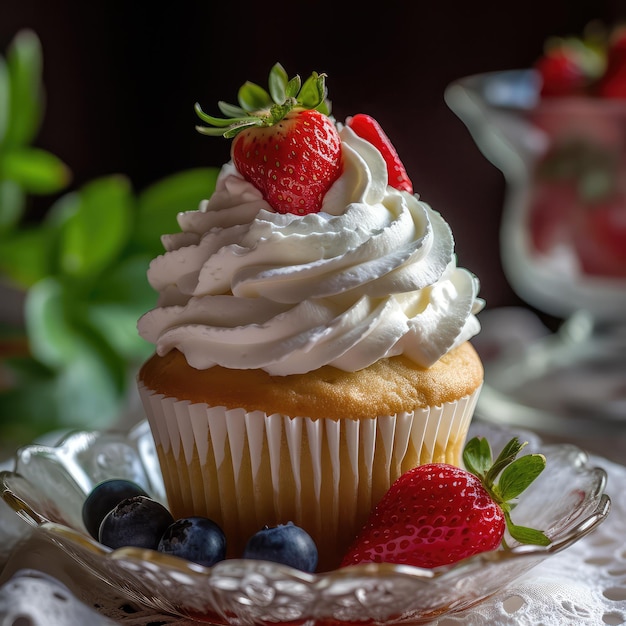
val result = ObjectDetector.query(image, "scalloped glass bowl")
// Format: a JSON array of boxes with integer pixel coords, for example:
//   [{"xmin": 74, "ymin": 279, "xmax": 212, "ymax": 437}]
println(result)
[
  {"xmin": 445, "ymin": 69, "xmax": 626, "ymax": 320},
  {"xmin": 1, "ymin": 420, "xmax": 610, "ymax": 624},
  {"xmin": 445, "ymin": 70, "xmax": 626, "ymax": 436}
]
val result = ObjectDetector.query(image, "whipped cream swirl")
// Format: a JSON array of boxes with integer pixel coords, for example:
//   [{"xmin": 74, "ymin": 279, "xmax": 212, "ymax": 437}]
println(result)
[{"xmin": 138, "ymin": 125, "xmax": 483, "ymax": 375}]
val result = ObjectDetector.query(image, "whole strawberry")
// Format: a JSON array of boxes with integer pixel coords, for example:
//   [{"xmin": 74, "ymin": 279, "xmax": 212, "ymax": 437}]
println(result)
[
  {"xmin": 346, "ymin": 113, "xmax": 413, "ymax": 193},
  {"xmin": 341, "ymin": 437, "xmax": 550, "ymax": 569},
  {"xmin": 195, "ymin": 63, "xmax": 342, "ymax": 215},
  {"xmin": 535, "ymin": 48, "xmax": 588, "ymax": 97},
  {"xmin": 534, "ymin": 31, "xmax": 605, "ymax": 98}
]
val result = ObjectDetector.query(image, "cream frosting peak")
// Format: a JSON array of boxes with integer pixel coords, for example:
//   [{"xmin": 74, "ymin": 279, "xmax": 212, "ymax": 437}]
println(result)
[{"xmin": 137, "ymin": 124, "xmax": 483, "ymax": 374}]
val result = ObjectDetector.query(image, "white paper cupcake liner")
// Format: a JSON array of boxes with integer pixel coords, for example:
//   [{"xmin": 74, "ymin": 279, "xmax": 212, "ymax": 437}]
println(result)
[{"xmin": 137, "ymin": 382, "xmax": 481, "ymax": 569}]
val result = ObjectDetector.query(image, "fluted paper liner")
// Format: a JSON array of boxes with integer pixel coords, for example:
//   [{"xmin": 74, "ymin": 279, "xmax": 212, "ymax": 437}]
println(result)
[{"xmin": 138, "ymin": 382, "xmax": 481, "ymax": 571}]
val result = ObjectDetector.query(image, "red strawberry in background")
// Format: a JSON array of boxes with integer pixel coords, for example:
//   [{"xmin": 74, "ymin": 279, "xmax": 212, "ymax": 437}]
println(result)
[
  {"xmin": 341, "ymin": 437, "xmax": 550, "ymax": 569},
  {"xmin": 195, "ymin": 63, "xmax": 342, "ymax": 215},
  {"xmin": 534, "ymin": 27, "xmax": 606, "ymax": 98},
  {"xmin": 595, "ymin": 29, "xmax": 626, "ymax": 99},
  {"xmin": 346, "ymin": 113, "xmax": 413, "ymax": 193},
  {"xmin": 528, "ymin": 181, "xmax": 578, "ymax": 254},
  {"xmin": 573, "ymin": 194, "xmax": 626, "ymax": 277},
  {"xmin": 535, "ymin": 48, "xmax": 588, "ymax": 97}
]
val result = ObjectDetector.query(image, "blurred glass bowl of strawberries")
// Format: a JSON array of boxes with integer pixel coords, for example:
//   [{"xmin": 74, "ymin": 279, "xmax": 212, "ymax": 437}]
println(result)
[
  {"xmin": 445, "ymin": 21, "xmax": 626, "ymax": 434},
  {"xmin": 447, "ymin": 21, "xmax": 626, "ymax": 319},
  {"xmin": 531, "ymin": 23, "xmax": 626, "ymax": 287}
]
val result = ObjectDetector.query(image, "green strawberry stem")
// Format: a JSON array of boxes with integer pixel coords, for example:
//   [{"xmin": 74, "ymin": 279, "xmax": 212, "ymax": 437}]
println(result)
[
  {"xmin": 195, "ymin": 62, "xmax": 331, "ymax": 138},
  {"xmin": 463, "ymin": 436, "xmax": 551, "ymax": 547}
]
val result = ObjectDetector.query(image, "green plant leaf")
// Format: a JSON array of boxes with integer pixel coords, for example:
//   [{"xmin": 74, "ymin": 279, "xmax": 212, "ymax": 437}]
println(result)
[
  {"xmin": 24, "ymin": 276, "xmax": 84, "ymax": 367},
  {"xmin": 0, "ymin": 227, "xmax": 55, "ymax": 287},
  {"xmin": 23, "ymin": 275, "xmax": 132, "ymax": 428},
  {"xmin": 0, "ymin": 56, "xmax": 9, "ymax": 146},
  {"xmin": 86, "ymin": 301, "xmax": 153, "ymax": 363},
  {"xmin": 133, "ymin": 167, "xmax": 218, "ymax": 254},
  {"xmin": 91, "ymin": 253, "xmax": 156, "ymax": 306},
  {"xmin": 58, "ymin": 175, "xmax": 133, "ymax": 277},
  {"xmin": 0, "ymin": 147, "xmax": 71, "ymax": 194},
  {"xmin": 0, "ymin": 367, "xmax": 64, "ymax": 443},
  {"xmin": 0, "ymin": 329, "xmax": 132, "ymax": 436},
  {"xmin": 86, "ymin": 254, "xmax": 157, "ymax": 362},
  {"xmin": 0, "ymin": 179, "xmax": 26, "ymax": 233},
  {"xmin": 44, "ymin": 188, "xmax": 80, "ymax": 228},
  {"xmin": 3, "ymin": 29, "xmax": 43, "ymax": 149},
  {"xmin": 53, "ymin": 346, "xmax": 127, "ymax": 430}
]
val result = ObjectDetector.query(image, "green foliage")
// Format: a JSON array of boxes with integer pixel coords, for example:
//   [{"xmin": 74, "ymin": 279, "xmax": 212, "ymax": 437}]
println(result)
[
  {"xmin": 0, "ymin": 30, "xmax": 69, "ymax": 237},
  {"xmin": 195, "ymin": 62, "xmax": 331, "ymax": 138},
  {"xmin": 0, "ymin": 30, "xmax": 218, "ymax": 443},
  {"xmin": 463, "ymin": 436, "xmax": 551, "ymax": 547}
]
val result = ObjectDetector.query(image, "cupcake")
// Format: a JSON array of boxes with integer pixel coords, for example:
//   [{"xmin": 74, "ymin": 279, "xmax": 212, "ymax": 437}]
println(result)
[{"xmin": 137, "ymin": 64, "xmax": 484, "ymax": 571}]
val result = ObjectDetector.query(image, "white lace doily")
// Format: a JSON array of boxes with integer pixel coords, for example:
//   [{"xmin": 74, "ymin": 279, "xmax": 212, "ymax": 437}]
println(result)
[{"xmin": 0, "ymin": 450, "xmax": 623, "ymax": 626}]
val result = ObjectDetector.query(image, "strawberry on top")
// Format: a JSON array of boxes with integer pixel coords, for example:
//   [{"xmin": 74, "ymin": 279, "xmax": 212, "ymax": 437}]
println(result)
[
  {"xmin": 195, "ymin": 63, "xmax": 413, "ymax": 215},
  {"xmin": 195, "ymin": 63, "xmax": 342, "ymax": 215}
]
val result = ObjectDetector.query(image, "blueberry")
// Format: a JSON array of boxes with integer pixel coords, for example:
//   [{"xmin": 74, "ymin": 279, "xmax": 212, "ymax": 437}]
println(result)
[
  {"xmin": 242, "ymin": 522, "xmax": 318, "ymax": 572},
  {"xmin": 82, "ymin": 479, "xmax": 149, "ymax": 539},
  {"xmin": 158, "ymin": 516, "xmax": 226, "ymax": 567},
  {"xmin": 99, "ymin": 496, "xmax": 174, "ymax": 550}
]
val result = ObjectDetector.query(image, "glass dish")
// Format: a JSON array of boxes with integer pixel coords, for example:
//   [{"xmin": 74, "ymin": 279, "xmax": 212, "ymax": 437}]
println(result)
[
  {"xmin": 0, "ymin": 420, "xmax": 610, "ymax": 625},
  {"xmin": 445, "ymin": 69, "xmax": 626, "ymax": 319},
  {"xmin": 445, "ymin": 70, "xmax": 626, "ymax": 437}
]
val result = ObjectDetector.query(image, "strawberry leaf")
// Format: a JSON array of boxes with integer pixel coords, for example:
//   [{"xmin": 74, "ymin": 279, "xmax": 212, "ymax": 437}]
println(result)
[
  {"xmin": 195, "ymin": 64, "xmax": 332, "ymax": 139},
  {"xmin": 284, "ymin": 75, "xmax": 301, "ymax": 100},
  {"xmin": 463, "ymin": 436, "xmax": 493, "ymax": 477},
  {"xmin": 195, "ymin": 118, "xmax": 259, "ymax": 137},
  {"xmin": 221, "ymin": 119, "xmax": 264, "ymax": 139},
  {"xmin": 217, "ymin": 101, "xmax": 247, "ymax": 118},
  {"xmin": 300, "ymin": 72, "xmax": 328, "ymax": 111},
  {"xmin": 238, "ymin": 81, "xmax": 272, "ymax": 112},
  {"xmin": 506, "ymin": 516, "xmax": 551, "ymax": 546},
  {"xmin": 497, "ymin": 454, "xmax": 547, "ymax": 501},
  {"xmin": 462, "ymin": 436, "xmax": 551, "ymax": 548},
  {"xmin": 486, "ymin": 437, "xmax": 527, "ymax": 485},
  {"xmin": 195, "ymin": 103, "xmax": 236, "ymax": 126},
  {"xmin": 268, "ymin": 62, "xmax": 289, "ymax": 103}
]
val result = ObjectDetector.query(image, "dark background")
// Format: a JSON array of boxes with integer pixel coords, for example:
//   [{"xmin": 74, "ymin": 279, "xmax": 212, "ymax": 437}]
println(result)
[{"xmin": 2, "ymin": 0, "xmax": 626, "ymax": 315}]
